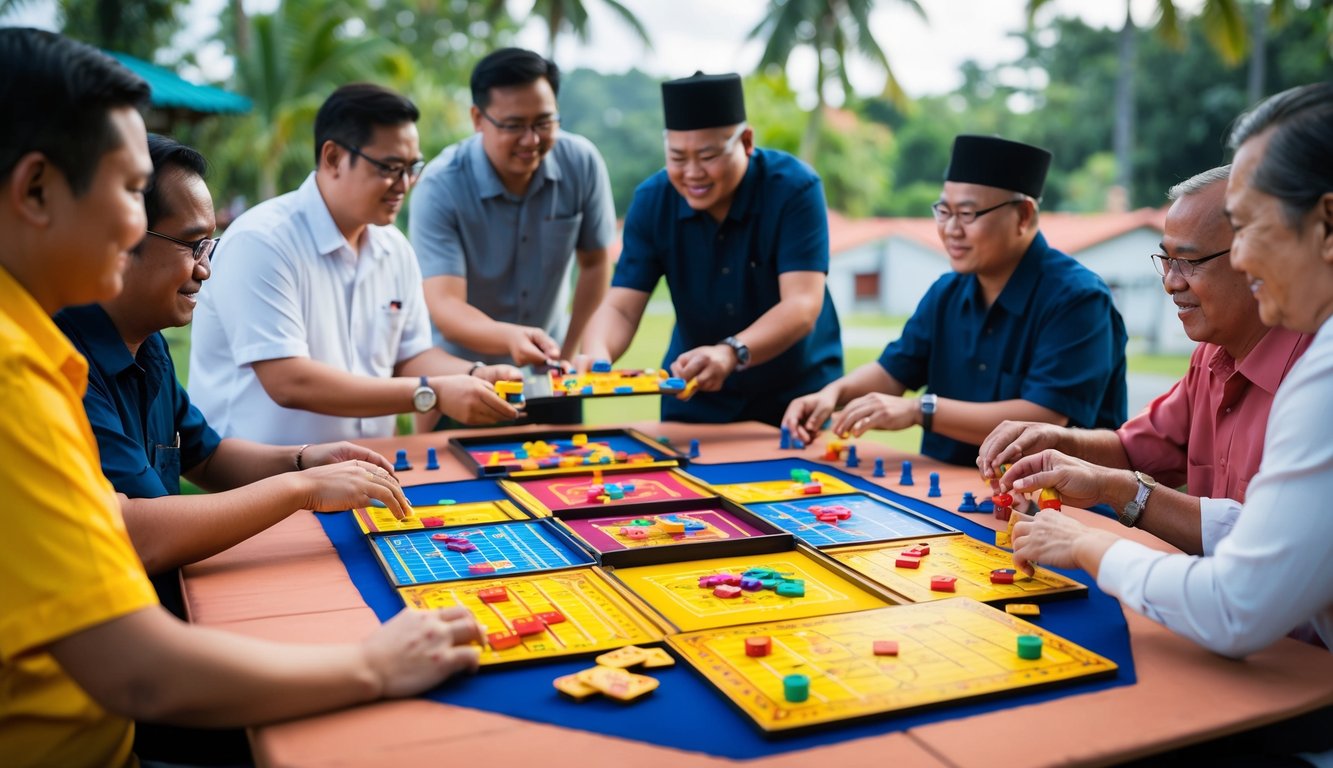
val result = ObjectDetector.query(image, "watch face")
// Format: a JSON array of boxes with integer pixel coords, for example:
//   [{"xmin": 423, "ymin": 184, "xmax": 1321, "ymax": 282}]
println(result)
[{"xmin": 413, "ymin": 387, "xmax": 436, "ymax": 412}]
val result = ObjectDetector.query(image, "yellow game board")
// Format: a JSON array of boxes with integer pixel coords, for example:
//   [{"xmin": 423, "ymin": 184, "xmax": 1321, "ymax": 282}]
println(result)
[
  {"xmin": 399, "ymin": 567, "xmax": 668, "ymax": 665},
  {"xmin": 712, "ymin": 472, "xmax": 857, "ymax": 504},
  {"xmin": 826, "ymin": 535, "xmax": 1086, "ymax": 604},
  {"xmin": 353, "ymin": 499, "xmax": 529, "ymax": 533},
  {"xmin": 608, "ymin": 550, "xmax": 893, "ymax": 631},
  {"xmin": 667, "ymin": 600, "xmax": 1117, "ymax": 733}
]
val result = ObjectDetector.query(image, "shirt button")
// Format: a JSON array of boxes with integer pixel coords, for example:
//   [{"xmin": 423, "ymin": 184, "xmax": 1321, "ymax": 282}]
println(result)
[
  {"xmin": 721, "ymin": 267, "xmax": 731, "ymax": 275},
  {"xmin": 978, "ymin": 363, "xmax": 987, "ymax": 371},
  {"xmin": 521, "ymin": 236, "xmax": 528, "ymax": 242},
  {"xmin": 725, "ymin": 303, "xmax": 735, "ymax": 314}
]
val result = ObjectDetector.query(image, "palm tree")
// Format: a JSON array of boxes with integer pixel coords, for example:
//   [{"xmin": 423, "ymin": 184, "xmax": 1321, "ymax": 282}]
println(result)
[
  {"xmin": 748, "ymin": 0, "xmax": 925, "ymax": 162},
  {"xmin": 484, "ymin": 0, "xmax": 652, "ymax": 60}
]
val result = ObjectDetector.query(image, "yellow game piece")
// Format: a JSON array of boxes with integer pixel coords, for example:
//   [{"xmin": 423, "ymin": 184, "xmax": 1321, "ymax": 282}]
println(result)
[
  {"xmin": 553, "ymin": 673, "xmax": 600, "ymax": 701},
  {"xmin": 658, "ymin": 519, "xmax": 685, "ymax": 534},
  {"xmin": 577, "ymin": 665, "xmax": 660, "ymax": 702},
  {"xmin": 487, "ymin": 452, "xmax": 501, "ymax": 466},
  {"xmin": 595, "ymin": 645, "xmax": 650, "ymax": 668},
  {"xmin": 494, "ymin": 380, "xmax": 523, "ymax": 395},
  {"xmin": 572, "ymin": 433, "xmax": 588, "ymax": 446},
  {"xmin": 640, "ymin": 647, "xmax": 676, "ymax": 668},
  {"xmin": 681, "ymin": 378, "xmax": 699, "ymax": 400},
  {"xmin": 1006, "ymin": 603, "xmax": 1041, "ymax": 618}
]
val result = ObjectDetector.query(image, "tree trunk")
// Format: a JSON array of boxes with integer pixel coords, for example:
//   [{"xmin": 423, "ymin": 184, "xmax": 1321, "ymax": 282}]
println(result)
[
  {"xmin": 1113, "ymin": 2, "xmax": 1136, "ymax": 207},
  {"xmin": 232, "ymin": 0, "xmax": 249, "ymax": 55},
  {"xmin": 1247, "ymin": 0, "xmax": 1267, "ymax": 104}
]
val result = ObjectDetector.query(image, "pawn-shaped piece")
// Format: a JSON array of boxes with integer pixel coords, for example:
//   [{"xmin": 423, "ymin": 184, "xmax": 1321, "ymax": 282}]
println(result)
[
  {"xmin": 873, "ymin": 457, "xmax": 885, "ymax": 478},
  {"xmin": 783, "ymin": 674, "xmax": 810, "ymax": 703},
  {"xmin": 425, "ymin": 447, "xmax": 440, "ymax": 471},
  {"xmin": 957, "ymin": 492, "xmax": 979, "ymax": 513},
  {"xmin": 927, "ymin": 472, "xmax": 941, "ymax": 497},
  {"xmin": 845, "ymin": 444, "xmax": 860, "ymax": 468},
  {"xmin": 899, "ymin": 460, "xmax": 914, "ymax": 486},
  {"xmin": 779, "ymin": 425, "xmax": 792, "ymax": 450},
  {"xmin": 689, "ymin": 439, "xmax": 700, "ymax": 459},
  {"xmin": 1038, "ymin": 487, "xmax": 1062, "ymax": 511},
  {"xmin": 393, "ymin": 449, "xmax": 412, "ymax": 472},
  {"xmin": 745, "ymin": 636, "xmax": 772, "ymax": 658}
]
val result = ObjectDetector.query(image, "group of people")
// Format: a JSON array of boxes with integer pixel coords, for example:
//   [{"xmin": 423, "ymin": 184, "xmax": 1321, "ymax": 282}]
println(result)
[{"xmin": 0, "ymin": 23, "xmax": 1328, "ymax": 767}]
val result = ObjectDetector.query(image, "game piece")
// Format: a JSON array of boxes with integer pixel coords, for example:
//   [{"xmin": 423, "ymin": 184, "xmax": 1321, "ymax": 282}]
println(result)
[
  {"xmin": 802, "ymin": 482, "xmax": 822, "ymax": 495},
  {"xmin": 430, "ymin": 533, "xmax": 450, "ymax": 542},
  {"xmin": 792, "ymin": 438, "xmax": 805, "ymax": 449},
  {"xmin": 536, "ymin": 610, "xmax": 566, "ymax": 625},
  {"xmin": 873, "ymin": 640, "xmax": 899, "ymax": 656},
  {"xmin": 895, "ymin": 555, "xmax": 921, "ymax": 569},
  {"xmin": 779, "ymin": 425, "xmax": 791, "ymax": 450},
  {"xmin": 596, "ymin": 646, "xmax": 650, "ymax": 669},
  {"xmin": 553, "ymin": 673, "xmax": 600, "ymax": 701},
  {"xmin": 478, "ymin": 587, "xmax": 509, "ymax": 603},
  {"xmin": 446, "ymin": 541, "xmax": 477, "ymax": 553},
  {"xmin": 625, "ymin": 527, "xmax": 649, "ymax": 540},
  {"xmin": 640, "ymin": 647, "xmax": 676, "ymax": 668},
  {"xmin": 845, "ymin": 445, "xmax": 859, "ymax": 468},
  {"xmin": 823, "ymin": 443, "xmax": 840, "ymax": 461},
  {"xmin": 872, "ymin": 457, "xmax": 885, "ymax": 478},
  {"xmin": 790, "ymin": 468, "xmax": 811, "ymax": 483},
  {"xmin": 689, "ymin": 439, "xmax": 700, "ymax": 458},
  {"xmin": 487, "ymin": 630, "xmax": 522, "ymax": 650},
  {"xmin": 929, "ymin": 575, "xmax": 957, "ymax": 592},
  {"xmin": 957, "ymin": 492, "xmax": 979, "ymax": 513},
  {"xmin": 977, "ymin": 498, "xmax": 995, "ymax": 514},
  {"xmin": 928, "ymin": 472, "xmax": 941, "ymax": 497},
  {"xmin": 713, "ymin": 584, "xmax": 743, "ymax": 599},
  {"xmin": 467, "ymin": 563, "xmax": 496, "ymax": 575},
  {"xmin": 990, "ymin": 568, "xmax": 1016, "ymax": 584},
  {"xmin": 1006, "ymin": 603, "xmax": 1041, "ymax": 619},
  {"xmin": 572, "ymin": 433, "xmax": 588, "ymax": 446},
  {"xmin": 659, "ymin": 377, "xmax": 686, "ymax": 393},
  {"xmin": 899, "ymin": 460, "xmax": 914, "ymax": 486},
  {"xmin": 740, "ymin": 577, "xmax": 763, "ymax": 591},
  {"xmin": 393, "ymin": 449, "xmax": 411, "ymax": 472},
  {"xmin": 906, "ymin": 542, "xmax": 930, "ymax": 556},
  {"xmin": 591, "ymin": 359, "xmax": 613, "ymax": 373},
  {"xmin": 419, "ymin": 516, "xmax": 444, "ymax": 528},
  {"xmin": 745, "ymin": 636, "xmax": 772, "ymax": 657},
  {"xmin": 1039, "ymin": 487, "xmax": 1062, "ymax": 511},
  {"xmin": 775, "ymin": 581, "xmax": 805, "ymax": 598},
  {"xmin": 1017, "ymin": 634, "xmax": 1043, "ymax": 660},
  {"xmin": 994, "ymin": 492, "xmax": 1013, "ymax": 508},
  {"xmin": 512, "ymin": 616, "xmax": 546, "ymax": 636},
  {"xmin": 783, "ymin": 674, "xmax": 810, "ymax": 703},
  {"xmin": 578, "ymin": 665, "xmax": 660, "ymax": 702}
]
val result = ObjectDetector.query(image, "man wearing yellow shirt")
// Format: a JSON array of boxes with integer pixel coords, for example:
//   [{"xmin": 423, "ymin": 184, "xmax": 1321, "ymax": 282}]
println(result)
[{"xmin": 0, "ymin": 29, "xmax": 482, "ymax": 768}]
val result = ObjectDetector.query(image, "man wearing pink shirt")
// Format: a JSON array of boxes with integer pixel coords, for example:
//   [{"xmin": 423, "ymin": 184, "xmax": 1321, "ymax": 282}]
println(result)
[{"xmin": 977, "ymin": 166, "xmax": 1311, "ymax": 555}]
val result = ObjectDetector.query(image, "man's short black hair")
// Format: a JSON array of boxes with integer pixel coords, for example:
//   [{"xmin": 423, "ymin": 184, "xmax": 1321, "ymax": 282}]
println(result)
[
  {"xmin": 313, "ymin": 83, "xmax": 419, "ymax": 168},
  {"xmin": 471, "ymin": 48, "xmax": 560, "ymax": 109},
  {"xmin": 144, "ymin": 134, "xmax": 208, "ymax": 230},
  {"xmin": 0, "ymin": 28, "xmax": 150, "ymax": 196}
]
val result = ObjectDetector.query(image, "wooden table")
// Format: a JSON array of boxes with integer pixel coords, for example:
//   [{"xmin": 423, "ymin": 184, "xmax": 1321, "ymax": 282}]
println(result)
[{"xmin": 181, "ymin": 422, "xmax": 1333, "ymax": 767}]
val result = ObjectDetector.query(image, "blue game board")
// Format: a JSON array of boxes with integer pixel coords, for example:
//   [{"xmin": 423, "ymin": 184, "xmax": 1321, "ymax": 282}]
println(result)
[
  {"xmin": 743, "ymin": 493, "xmax": 955, "ymax": 547},
  {"xmin": 371, "ymin": 520, "xmax": 594, "ymax": 587}
]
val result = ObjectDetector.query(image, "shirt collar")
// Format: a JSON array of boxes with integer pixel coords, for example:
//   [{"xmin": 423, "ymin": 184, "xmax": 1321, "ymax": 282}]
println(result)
[
  {"xmin": 57, "ymin": 303, "xmax": 137, "ymax": 377},
  {"xmin": 675, "ymin": 150, "xmax": 761, "ymax": 222},
  {"xmin": 468, "ymin": 134, "xmax": 561, "ymax": 202},
  {"xmin": 1230, "ymin": 325, "xmax": 1311, "ymax": 395},
  {"xmin": 0, "ymin": 264, "xmax": 88, "ymax": 393},
  {"xmin": 298, "ymin": 172, "xmax": 391, "ymax": 262}
]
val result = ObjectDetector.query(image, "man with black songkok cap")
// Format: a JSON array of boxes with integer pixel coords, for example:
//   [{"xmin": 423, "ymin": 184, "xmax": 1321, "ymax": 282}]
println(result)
[
  {"xmin": 783, "ymin": 134, "xmax": 1128, "ymax": 466},
  {"xmin": 579, "ymin": 72, "xmax": 843, "ymax": 425}
]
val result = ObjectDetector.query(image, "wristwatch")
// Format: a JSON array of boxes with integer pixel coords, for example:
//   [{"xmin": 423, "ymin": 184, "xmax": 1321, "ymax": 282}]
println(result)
[
  {"xmin": 411, "ymin": 376, "xmax": 437, "ymax": 413},
  {"xmin": 919, "ymin": 393, "xmax": 937, "ymax": 432},
  {"xmin": 722, "ymin": 336, "xmax": 751, "ymax": 371},
  {"xmin": 1119, "ymin": 471, "xmax": 1157, "ymax": 527}
]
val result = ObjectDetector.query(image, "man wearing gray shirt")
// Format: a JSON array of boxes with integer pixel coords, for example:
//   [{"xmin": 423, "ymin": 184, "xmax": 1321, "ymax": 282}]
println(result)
[{"xmin": 409, "ymin": 48, "xmax": 616, "ymax": 425}]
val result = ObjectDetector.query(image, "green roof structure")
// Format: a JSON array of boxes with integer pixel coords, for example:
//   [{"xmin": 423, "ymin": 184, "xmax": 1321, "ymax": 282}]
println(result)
[{"xmin": 107, "ymin": 52, "xmax": 251, "ymax": 116}]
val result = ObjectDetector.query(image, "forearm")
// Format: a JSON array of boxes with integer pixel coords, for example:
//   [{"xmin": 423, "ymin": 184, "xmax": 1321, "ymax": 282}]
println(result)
[
  {"xmin": 562, "ymin": 258, "xmax": 610, "ymax": 359},
  {"xmin": 580, "ymin": 289, "xmax": 647, "ymax": 362},
  {"xmin": 735, "ymin": 293, "xmax": 822, "ymax": 367},
  {"xmin": 427, "ymin": 294, "xmax": 512, "ymax": 358},
  {"xmin": 187, "ymin": 438, "xmax": 300, "ymax": 491},
  {"xmin": 1132, "ymin": 485, "xmax": 1204, "ymax": 555},
  {"xmin": 831, "ymin": 362, "xmax": 907, "ymax": 405},
  {"xmin": 1062, "ymin": 429, "xmax": 1134, "ymax": 469},
  {"xmin": 253, "ymin": 358, "xmax": 418, "ymax": 417},
  {"xmin": 933, "ymin": 399, "xmax": 1068, "ymax": 446}
]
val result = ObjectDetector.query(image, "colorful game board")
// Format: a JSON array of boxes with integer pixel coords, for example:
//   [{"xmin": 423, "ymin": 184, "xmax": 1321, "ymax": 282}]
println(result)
[
  {"xmin": 449, "ymin": 428, "xmax": 684, "ymax": 478},
  {"xmin": 353, "ymin": 499, "xmax": 528, "ymax": 533},
  {"xmin": 667, "ymin": 600, "xmax": 1117, "ymax": 733},
  {"xmin": 522, "ymin": 366, "xmax": 687, "ymax": 401},
  {"xmin": 502, "ymin": 468, "xmax": 713, "ymax": 515},
  {"xmin": 827, "ymin": 536, "xmax": 1087, "ymax": 604},
  {"xmin": 608, "ymin": 550, "xmax": 893, "ymax": 631},
  {"xmin": 712, "ymin": 472, "xmax": 857, "ymax": 503},
  {"xmin": 399, "ymin": 567, "xmax": 668, "ymax": 666},
  {"xmin": 742, "ymin": 493, "xmax": 956, "ymax": 547},
  {"xmin": 370, "ymin": 520, "xmax": 595, "ymax": 587}
]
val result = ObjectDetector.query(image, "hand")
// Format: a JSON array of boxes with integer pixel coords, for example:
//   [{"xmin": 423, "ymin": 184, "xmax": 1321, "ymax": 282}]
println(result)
[
  {"xmin": 829, "ymin": 393, "xmax": 919, "ymax": 438},
  {"xmin": 998, "ymin": 449, "xmax": 1116, "ymax": 509},
  {"xmin": 429, "ymin": 375, "xmax": 518, "ymax": 425},
  {"xmin": 362, "ymin": 607, "xmax": 483, "ymax": 698},
  {"xmin": 670, "ymin": 344, "xmax": 735, "ymax": 393},
  {"xmin": 1012, "ymin": 509, "xmax": 1118, "ymax": 577},
  {"xmin": 292, "ymin": 459, "xmax": 413, "ymax": 519},
  {"xmin": 299, "ymin": 441, "xmax": 396, "ymax": 475},
  {"xmin": 976, "ymin": 421, "xmax": 1068, "ymax": 480},
  {"xmin": 470, "ymin": 364, "xmax": 522, "ymax": 384},
  {"xmin": 503, "ymin": 324, "xmax": 561, "ymax": 366},
  {"xmin": 781, "ymin": 389, "xmax": 839, "ymax": 445}
]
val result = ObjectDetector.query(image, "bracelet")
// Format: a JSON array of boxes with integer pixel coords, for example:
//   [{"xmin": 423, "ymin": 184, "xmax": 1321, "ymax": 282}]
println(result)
[
  {"xmin": 294, "ymin": 444, "xmax": 310, "ymax": 471},
  {"xmin": 467, "ymin": 361, "xmax": 485, "ymax": 377}
]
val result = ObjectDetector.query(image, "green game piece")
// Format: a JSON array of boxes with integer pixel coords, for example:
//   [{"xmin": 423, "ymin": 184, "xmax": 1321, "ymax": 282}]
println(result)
[
  {"xmin": 743, "ymin": 567, "xmax": 778, "ymax": 578},
  {"xmin": 630, "ymin": 518, "xmax": 655, "ymax": 526},
  {"xmin": 436, "ymin": 499, "xmax": 456, "ymax": 506},
  {"xmin": 1017, "ymin": 634, "xmax": 1043, "ymax": 660},
  {"xmin": 657, "ymin": 436, "xmax": 672, "ymax": 445},
  {"xmin": 783, "ymin": 674, "xmax": 810, "ymax": 703},
  {"xmin": 790, "ymin": 469, "xmax": 811, "ymax": 483},
  {"xmin": 776, "ymin": 582, "xmax": 805, "ymax": 598},
  {"xmin": 759, "ymin": 578, "xmax": 780, "ymax": 590}
]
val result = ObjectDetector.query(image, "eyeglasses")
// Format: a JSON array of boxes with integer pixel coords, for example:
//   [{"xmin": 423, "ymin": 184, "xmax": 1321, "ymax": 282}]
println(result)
[
  {"xmin": 335, "ymin": 141, "xmax": 425, "ymax": 182},
  {"xmin": 477, "ymin": 108, "xmax": 560, "ymax": 137},
  {"xmin": 931, "ymin": 199, "xmax": 1024, "ymax": 226},
  {"xmin": 145, "ymin": 230, "xmax": 218, "ymax": 263},
  {"xmin": 1150, "ymin": 248, "xmax": 1230, "ymax": 279},
  {"xmin": 664, "ymin": 122, "xmax": 747, "ymax": 167}
]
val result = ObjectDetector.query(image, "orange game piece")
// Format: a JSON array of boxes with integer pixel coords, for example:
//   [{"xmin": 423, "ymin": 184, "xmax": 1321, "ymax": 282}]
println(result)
[
  {"xmin": 478, "ymin": 587, "xmax": 508, "ymax": 603},
  {"xmin": 536, "ymin": 610, "xmax": 566, "ymax": 625},
  {"xmin": 873, "ymin": 640, "xmax": 899, "ymax": 656},
  {"xmin": 487, "ymin": 630, "xmax": 521, "ymax": 650},
  {"xmin": 512, "ymin": 616, "xmax": 546, "ymax": 636},
  {"xmin": 745, "ymin": 636, "xmax": 772, "ymax": 657}
]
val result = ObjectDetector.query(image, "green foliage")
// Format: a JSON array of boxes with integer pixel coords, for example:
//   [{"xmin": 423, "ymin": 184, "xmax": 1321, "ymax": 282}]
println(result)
[
  {"xmin": 558, "ymin": 67, "xmax": 665, "ymax": 214},
  {"xmin": 54, "ymin": 0, "xmax": 187, "ymax": 61}
]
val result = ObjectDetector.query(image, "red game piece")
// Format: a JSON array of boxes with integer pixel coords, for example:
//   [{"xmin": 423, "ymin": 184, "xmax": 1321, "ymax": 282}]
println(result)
[
  {"xmin": 467, "ymin": 563, "xmax": 496, "ymax": 575},
  {"xmin": 487, "ymin": 630, "xmax": 521, "ymax": 650},
  {"xmin": 713, "ymin": 585, "xmax": 743, "ymax": 599},
  {"xmin": 909, "ymin": 542, "xmax": 930, "ymax": 556},
  {"xmin": 994, "ymin": 493, "xmax": 1013, "ymax": 507},
  {"xmin": 536, "ymin": 610, "xmax": 566, "ymax": 625},
  {"xmin": 479, "ymin": 587, "xmax": 508, "ymax": 603},
  {"xmin": 816, "ymin": 512, "xmax": 841, "ymax": 524},
  {"xmin": 446, "ymin": 541, "xmax": 477, "ymax": 553},
  {"xmin": 431, "ymin": 533, "xmax": 451, "ymax": 542},
  {"xmin": 873, "ymin": 640, "xmax": 899, "ymax": 656},
  {"xmin": 930, "ymin": 575, "xmax": 957, "ymax": 592},
  {"xmin": 994, "ymin": 506, "xmax": 1013, "ymax": 522},
  {"xmin": 903, "ymin": 545, "xmax": 929, "ymax": 558},
  {"xmin": 745, "ymin": 636, "xmax": 772, "ymax": 657},
  {"xmin": 895, "ymin": 555, "xmax": 921, "ymax": 569},
  {"xmin": 512, "ymin": 617, "xmax": 546, "ymax": 636},
  {"xmin": 420, "ymin": 517, "xmax": 444, "ymax": 528},
  {"xmin": 803, "ymin": 482, "xmax": 823, "ymax": 495},
  {"xmin": 990, "ymin": 568, "xmax": 1017, "ymax": 584}
]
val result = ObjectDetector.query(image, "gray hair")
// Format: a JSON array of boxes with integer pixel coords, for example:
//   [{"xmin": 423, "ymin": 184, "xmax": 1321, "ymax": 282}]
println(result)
[
  {"xmin": 1228, "ymin": 82, "xmax": 1333, "ymax": 228},
  {"xmin": 1167, "ymin": 165, "xmax": 1231, "ymax": 201}
]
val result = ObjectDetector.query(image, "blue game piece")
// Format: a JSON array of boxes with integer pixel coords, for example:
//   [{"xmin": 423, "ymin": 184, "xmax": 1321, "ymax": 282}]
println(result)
[
  {"xmin": 393, "ymin": 449, "xmax": 412, "ymax": 472},
  {"xmin": 957, "ymin": 491, "xmax": 979, "ymax": 513},
  {"xmin": 614, "ymin": 385, "xmax": 633, "ymax": 394},
  {"xmin": 928, "ymin": 471, "xmax": 941, "ymax": 497},
  {"xmin": 899, "ymin": 460, "xmax": 914, "ymax": 486},
  {"xmin": 779, "ymin": 425, "xmax": 792, "ymax": 450},
  {"xmin": 599, "ymin": 455, "xmax": 611, "ymax": 464},
  {"xmin": 683, "ymin": 519, "xmax": 706, "ymax": 531},
  {"xmin": 845, "ymin": 445, "xmax": 859, "ymax": 468},
  {"xmin": 872, "ymin": 457, "xmax": 885, "ymax": 478},
  {"xmin": 425, "ymin": 447, "xmax": 440, "ymax": 471},
  {"xmin": 977, "ymin": 499, "xmax": 995, "ymax": 514},
  {"xmin": 740, "ymin": 577, "xmax": 763, "ymax": 591},
  {"xmin": 659, "ymin": 377, "xmax": 686, "ymax": 393},
  {"xmin": 689, "ymin": 439, "xmax": 700, "ymax": 459},
  {"xmin": 623, "ymin": 483, "xmax": 636, "ymax": 492},
  {"xmin": 514, "ymin": 448, "xmax": 529, "ymax": 459},
  {"xmin": 581, "ymin": 385, "xmax": 594, "ymax": 395},
  {"xmin": 792, "ymin": 438, "xmax": 805, "ymax": 450},
  {"xmin": 592, "ymin": 359, "xmax": 613, "ymax": 373}
]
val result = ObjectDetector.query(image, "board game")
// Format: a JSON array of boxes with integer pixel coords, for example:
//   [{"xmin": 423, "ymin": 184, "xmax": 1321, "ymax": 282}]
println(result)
[
  {"xmin": 501, "ymin": 468, "xmax": 713, "ymax": 516},
  {"xmin": 742, "ymin": 493, "xmax": 957, "ymax": 547},
  {"xmin": 667, "ymin": 599, "xmax": 1117, "ymax": 733},
  {"xmin": 826, "ymin": 536, "xmax": 1087, "ymax": 604},
  {"xmin": 353, "ymin": 499, "xmax": 528, "ymax": 533},
  {"xmin": 607, "ymin": 549, "xmax": 894, "ymax": 631},
  {"xmin": 521, "ymin": 365, "xmax": 691, "ymax": 401},
  {"xmin": 712, "ymin": 471, "xmax": 858, "ymax": 503},
  {"xmin": 399, "ymin": 567, "xmax": 669, "ymax": 666},
  {"xmin": 449, "ymin": 428, "xmax": 685, "ymax": 478},
  {"xmin": 370, "ymin": 520, "xmax": 595, "ymax": 587}
]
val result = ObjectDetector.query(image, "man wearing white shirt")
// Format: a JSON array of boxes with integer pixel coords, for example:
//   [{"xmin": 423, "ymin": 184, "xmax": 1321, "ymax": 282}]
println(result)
[
  {"xmin": 190, "ymin": 84, "xmax": 518, "ymax": 444},
  {"xmin": 1000, "ymin": 82, "xmax": 1333, "ymax": 659}
]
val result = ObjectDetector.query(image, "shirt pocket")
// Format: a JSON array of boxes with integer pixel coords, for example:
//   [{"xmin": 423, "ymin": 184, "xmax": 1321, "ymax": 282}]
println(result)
[
  {"xmin": 541, "ymin": 214, "xmax": 584, "ymax": 272},
  {"xmin": 371, "ymin": 304, "xmax": 407, "ymax": 373},
  {"xmin": 1187, "ymin": 457, "xmax": 1218, "ymax": 499}
]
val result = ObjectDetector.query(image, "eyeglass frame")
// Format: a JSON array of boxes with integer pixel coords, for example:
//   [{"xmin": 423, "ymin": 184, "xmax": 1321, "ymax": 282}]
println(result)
[
  {"xmin": 333, "ymin": 141, "xmax": 425, "ymax": 182},
  {"xmin": 662, "ymin": 122, "xmax": 748, "ymax": 166},
  {"xmin": 476, "ymin": 107, "xmax": 560, "ymax": 137},
  {"xmin": 145, "ymin": 230, "xmax": 219, "ymax": 263},
  {"xmin": 930, "ymin": 198, "xmax": 1026, "ymax": 226},
  {"xmin": 1149, "ymin": 248, "xmax": 1231, "ymax": 279}
]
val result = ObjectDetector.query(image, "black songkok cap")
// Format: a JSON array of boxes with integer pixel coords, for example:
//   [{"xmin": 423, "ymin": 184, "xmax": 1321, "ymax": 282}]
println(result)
[
  {"xmin": 945, "ymin": 135, "xmax": 1052, "ymax": 199},
  {"xmin": 662, "ymin": 72, "xmax": 747, "ymax": 131}
]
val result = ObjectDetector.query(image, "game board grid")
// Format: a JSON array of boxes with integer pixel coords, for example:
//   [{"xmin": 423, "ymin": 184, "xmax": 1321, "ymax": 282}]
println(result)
[
  {"xmin": 372, "ymin": 521, "xmax": 594, "ymax": 587},
  {"xmin": 742, "ymin": 493, "xmax": 956, "ymax": 547}
]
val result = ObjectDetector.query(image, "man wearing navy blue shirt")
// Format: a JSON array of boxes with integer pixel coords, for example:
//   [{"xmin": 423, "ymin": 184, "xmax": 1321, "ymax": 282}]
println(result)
[
  {"xmin": 56, "ymin": 135, "xmax": 412, "ymax": 615},
  {"xmin": 580, "ymin": 72, "xmax": 842, "ymax": 424},
  {"xmin": 783, "ymin": 135, "xmax": 1127, "ymax": 466}
]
